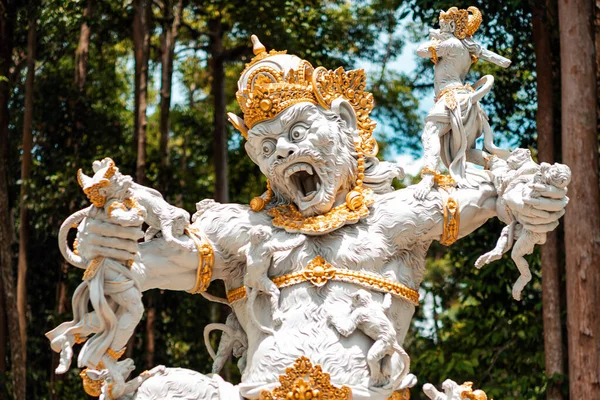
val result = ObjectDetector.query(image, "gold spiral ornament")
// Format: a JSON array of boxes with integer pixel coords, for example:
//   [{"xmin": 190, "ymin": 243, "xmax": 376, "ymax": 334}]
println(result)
[{"xmin": 346, "ymin": 190, "xmax": 364, "ymax": 211}]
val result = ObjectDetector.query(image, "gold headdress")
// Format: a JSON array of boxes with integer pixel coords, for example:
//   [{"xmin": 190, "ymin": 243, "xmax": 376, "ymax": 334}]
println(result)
[{"xmin": 439, "ymin": 6, "xmax": 482, "ymax": 40}]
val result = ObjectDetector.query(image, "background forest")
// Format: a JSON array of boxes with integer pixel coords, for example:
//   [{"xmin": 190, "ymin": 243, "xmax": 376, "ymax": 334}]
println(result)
[{"xmin": 0, "ymin": 0, "xmax": 598, "ymax": 399}]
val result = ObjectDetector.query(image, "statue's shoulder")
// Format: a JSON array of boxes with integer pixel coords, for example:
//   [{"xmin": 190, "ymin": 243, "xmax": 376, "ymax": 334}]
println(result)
[{"xmin": 191, "ymin": 199, "xmax": 273, "ymax": 251}]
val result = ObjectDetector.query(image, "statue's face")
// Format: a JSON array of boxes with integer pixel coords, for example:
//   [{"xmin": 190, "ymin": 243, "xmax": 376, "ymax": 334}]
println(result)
[
  {"xmin": 245, "ymin": 103, "xmax": 357, "ymax": 217},
  {"xmin": 439, "ymin": 20, "xmax": 456, "ymax": 34}
]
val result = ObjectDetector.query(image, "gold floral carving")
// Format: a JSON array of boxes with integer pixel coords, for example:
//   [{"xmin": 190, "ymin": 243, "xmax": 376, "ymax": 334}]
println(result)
[
  {"xmin": 185, "ymin": 226, "xmax": 214, "ymax": 294},
  {"xmin": 460, "ymin": 381, "xmax": 489, "ymax": 400},
  {"xmin": 80, "ymin": 368, "xmax": 103, "ymax": 397},
  {"xmin": 259, "ymin": 356, "xmax": 351, "ymax": 400},
  {"xmin": 227, "ymin": 255, "xmax": 420, "ymax": 306},
  {"xmin": 387, "ymin": 388, "xmax": 411, "ymax": 400},
  {"xmin": 440, "ymin": 195, "xmax": 460, "ymax": 246},
  {"xmin": 268, "ymin": 187, "xmax": 374, "ymax": 235},
  {"xmin": 77, "ymin": 158, "xmax": 117, "ymax": 208}
]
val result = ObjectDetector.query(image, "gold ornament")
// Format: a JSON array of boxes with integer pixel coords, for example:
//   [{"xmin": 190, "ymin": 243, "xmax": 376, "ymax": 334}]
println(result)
[
  {"xmin": 439, "ymin": 6, "xmax": 482, "ymax": 40},
  {"xmin": 80, "ymin": 368, "xmax": 103, "ymax": 397},
  {"xmin": 388, "ymin": 388, "xmax": 411, "ymax": 400},
  {"xmin": 460, "ymin": 382, "xmax": 489, "ymax": 400},
  {"xmin": 106, "ymin": 347, "xmax": 126, "ymax": 360},
  {"xmin": 345, "ymin": 190, "xmax": 364, "ymax": 211},
  {"xmin": 251, "ymin": 180, "xmax": 273, "ymax": 212},
  {"xmin": 227, "ymin": 255, "xmax": 420, "ymax": 306},
  {"xmin": 440, "ymin": 195, "xmax": 460, "ymax": 246},
  {"xmin": 259, "ymin": 356, "xmax": 351, "ymax": 400},
  {"xmin": 428, "ymin": 45, "xmax": 438, "ymax": 64},
  {"xmin": 82, "ymin": 256, "xmax": 104, "ymax": 281},
  {"xmin": 268, "ymin": 187, "xmax": 374, "ymax": 235},
  {"xmin": 185, "ymin": 226, "xmax": 214, "ymax": 294}
]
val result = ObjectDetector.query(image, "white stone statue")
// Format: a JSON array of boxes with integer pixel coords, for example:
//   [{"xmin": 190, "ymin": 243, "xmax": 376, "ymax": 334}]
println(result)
[
  {"xmin": 414, "ymin": 6, "xmax": 511, "ymax": 200},
  {"xmin": 48, "ymin": 10, "xmax": 570, "ymax": 399},
  {"xmin": 204, "ymin": 313, "xmax": 248, "ymax": 374}
]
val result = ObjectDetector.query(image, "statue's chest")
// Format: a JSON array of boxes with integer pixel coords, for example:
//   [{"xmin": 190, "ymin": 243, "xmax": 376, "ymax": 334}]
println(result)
[{"xmin": 262, "ymin": 222, "xmax": 396, "ymax": 278}]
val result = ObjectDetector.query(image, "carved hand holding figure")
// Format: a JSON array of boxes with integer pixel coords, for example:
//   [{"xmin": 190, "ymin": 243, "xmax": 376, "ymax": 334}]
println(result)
[{"xmin": 477, "ymin": 150, "xmax": 571, "ymax": 299}]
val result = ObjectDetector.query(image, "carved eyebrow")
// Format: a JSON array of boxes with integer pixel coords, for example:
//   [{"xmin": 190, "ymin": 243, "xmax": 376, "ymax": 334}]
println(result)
[{"xmin": 279, "ymin": 103, "xmax": 317, "ymax": 127}]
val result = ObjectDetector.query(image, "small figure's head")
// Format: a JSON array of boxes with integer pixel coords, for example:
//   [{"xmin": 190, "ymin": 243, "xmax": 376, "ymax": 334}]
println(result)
[
  {"xmin": 540, "ymin": 162, "xmax": 571, "ymax": 189},
  {"xmin": 77, "ymin": 158, "xmax": 132, "ymax": 207},
  {"xmin": 248, "ymin": 225, "xmax": 272, "ymax": 245},
  {"xmin": 507, "ymin": 148, "xmax": 532, "ymax": 170},
  {"xmin": 438, "ymin": 7, "xmax": 482, "ymax": 40},
  {"xmin": 351, "ymin": 289, "xmax": 372, "ymax": 307}
]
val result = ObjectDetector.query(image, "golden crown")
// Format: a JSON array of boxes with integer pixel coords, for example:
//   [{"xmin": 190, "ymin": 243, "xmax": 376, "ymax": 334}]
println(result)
[
  {"xmin": 231, "ymin": 35, "xmax": 378, "ymax": 157},
  {"xmin": 439, "ymin": 6, "xmax": 482, "ymax": 40}
]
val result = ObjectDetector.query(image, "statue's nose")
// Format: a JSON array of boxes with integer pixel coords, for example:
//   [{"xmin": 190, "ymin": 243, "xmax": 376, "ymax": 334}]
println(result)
[{"xmin": 274, "ymin": 137, "xmax": 296, "ymax": 160}]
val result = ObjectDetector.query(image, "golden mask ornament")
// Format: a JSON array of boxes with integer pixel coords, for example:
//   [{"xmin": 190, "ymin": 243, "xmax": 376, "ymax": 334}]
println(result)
[
  {"xmin": 259, "ymin": 356, "xmax": 351, "ymax": 400},
  {"xmin": 439, "ymin": 6, "xmax": 482, "ymax": 40},
  {"xmin": 77, "ymin": 158, "xmax": 117, "ymax": 208}
]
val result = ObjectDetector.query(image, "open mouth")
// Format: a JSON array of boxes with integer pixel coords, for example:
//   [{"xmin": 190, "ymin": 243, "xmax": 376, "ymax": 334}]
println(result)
[{"xmin": 284, "ymin": 163, "xmax": 322, "ymax": 202}]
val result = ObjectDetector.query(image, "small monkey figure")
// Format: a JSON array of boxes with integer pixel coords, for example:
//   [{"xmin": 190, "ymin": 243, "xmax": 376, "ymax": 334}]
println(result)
[
  {"xmin": 329, "ymin": 290, "xmax": 411, "ymax": 387},
  {"xmin": 203, "ymin": 313, "xmax": 248, "ymax": 374},
  {"xmin": 477, "ymin": 159, "xmax": 571, "ymax": 300},
  {"xmin": 241, "ymin": 226, "xmax": 305, "ymax": 334}
]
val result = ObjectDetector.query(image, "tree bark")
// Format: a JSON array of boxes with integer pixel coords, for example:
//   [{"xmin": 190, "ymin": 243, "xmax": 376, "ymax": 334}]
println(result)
[
  {"xmin": 158, "ymin": 0, "xmax": 183, "ymax": 194},
  {"xmin": 0, "ymin": 284, "xmax": 6, "ymax": 377},
  {"xmin": 16, "ymin": 7, "xmax": 37, "ymax": 365},
  {"xmin": 532, "ymin": 3, "xmax": 565, "ymax": 400},
  {"xmin": 74, "ymin": 0, "xmax": 93, "ymax": 91},
  {"xmin": 558, "ymin": 0, "xmax": 600, "ymax": 398},
  {"xmin": 133, "ymin": 0, "xmax": 152, "ymax": 184},
  {"xmin": 0, "ymin": 1, "xmax": 27, "ymax": 397},
  {"xmin": 209, "ymin": 18, "xmax": 229, "ymax": 202},
  {"xmin": 144, "ymin": 292, "xmax": 156, "ymax": 369}
]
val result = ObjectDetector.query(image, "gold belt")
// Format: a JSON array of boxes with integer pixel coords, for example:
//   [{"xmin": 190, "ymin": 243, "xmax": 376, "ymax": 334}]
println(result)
[{"xmin": 227, "ymin": 256, "xmax": 419, "ymax": 306}]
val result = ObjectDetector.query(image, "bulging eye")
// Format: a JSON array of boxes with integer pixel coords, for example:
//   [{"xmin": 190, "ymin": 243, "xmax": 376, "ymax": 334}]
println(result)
[
  {"xmin": 289, "ymin": 123, "xmax": 308, "ymax": 142},
  {"xmin": 262, "ymin": 139, "xmax": 276, "ymax": 156}
]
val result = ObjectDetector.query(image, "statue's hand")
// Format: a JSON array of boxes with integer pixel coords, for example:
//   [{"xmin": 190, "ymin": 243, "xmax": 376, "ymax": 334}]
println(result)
[
  {"xmin": 76, "ymin": 208, "xmax": 144, "ymax": 262},
  {"xmin": 503, "ymin": 182, "xmax": 568, "ymax": 234}
]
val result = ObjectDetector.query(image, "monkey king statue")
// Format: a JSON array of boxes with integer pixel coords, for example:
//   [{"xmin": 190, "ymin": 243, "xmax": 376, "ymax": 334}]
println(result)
[{"xmin": 48, "ymin": 6, "xmax": 570, "ymax": 400}]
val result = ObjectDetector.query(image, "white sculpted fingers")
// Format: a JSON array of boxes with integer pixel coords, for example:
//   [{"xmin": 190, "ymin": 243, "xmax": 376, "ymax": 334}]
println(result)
[
  {"xmin": 86, "ymin": 219, "xmax": 144, "ymax": 241},
  {"xmin": 531, "ymin": 183, "xmax": 567, "ymax": 199},
  {"xmin": 86, "ymin": 233, "xmax": 140, "ymax": 254},
  {"xmin": 89, "ymin": 245, "xmax": 137, "ymax": 262},
  {"xmin": 422, "ymin": 383, "xmax": 446, "ymax": 400},
  {"xmin": 521, "ymin": 220, "xmax": 560, "ymax": 234},
  {"xmin": 523, "ymin": 196, "xmax": 569, "ymax": 212}
]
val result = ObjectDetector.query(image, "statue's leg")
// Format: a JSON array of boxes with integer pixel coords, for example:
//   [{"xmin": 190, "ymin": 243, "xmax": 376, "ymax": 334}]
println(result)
[
  {"xmin": 475, "ymin": 223, "xmax": 515, "ymax": 268},
  {"xmin": 415, "ymin": 121, "xmax": 446, "ymax": 200},
  {"xmin": 510, "ymin": 230, "xmax": 538, "ymax": 301},
  {"xmin": 110, "ymin": 286, "xmax": 144, "ymax": 351},
  {"xmin": 260, "ymin": 276, "xmax": 282, "ymax": 326},
  {"xmin": 366, "ymin": 340, "xmax": 388, "ymax": 387}
]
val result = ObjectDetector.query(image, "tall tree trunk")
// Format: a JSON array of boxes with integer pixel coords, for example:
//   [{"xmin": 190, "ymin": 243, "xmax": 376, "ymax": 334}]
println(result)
[
  {"xmin": 532, "ymin": 3, "xmax": 565, "ymax": 400},
  {"xmin": 74, "ymin": 0, "xmax": 93, "ymax": 91},
  {"xmin": 144, "ymin": 292, "xmax": 156, "ymax": 368},
  {"xmin": 0, "ymin": 284, "xmax": 6, "ymax": 377},
  {"xmin": 558, "ymin": 0, "xmax": 600, "ymax": 398},
  {"xmin": 0, "ymin": 1, "xmax": 26, "ymax": 397},
  {"xmin": 133, "ymin": 0, "xmax": 151, "ymax": 184},
  {"xmin": 209, "ymin": 18, "xmax": 228, "ymax": 203},
  {"xmin": 16, "ymin": 7, "xmax": 37, "ymax": 364},
  {"xmin": 158, "ymin": 0, "xmax": 183, "ymax": 194}
]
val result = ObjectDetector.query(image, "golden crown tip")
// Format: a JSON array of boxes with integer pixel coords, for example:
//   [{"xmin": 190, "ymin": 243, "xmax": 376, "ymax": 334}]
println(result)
[{"xmin": 250, "ymin": 34, "xmax": 266, "ymax": 55}]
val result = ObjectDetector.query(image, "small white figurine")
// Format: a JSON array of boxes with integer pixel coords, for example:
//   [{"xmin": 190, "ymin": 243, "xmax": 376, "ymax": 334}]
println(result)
[
  {"xmin": 329, "ymin": 290, "xmax": 410, "ymax": 387},
  {"xmin": 241, "ymin": 226, "xmax": 305, "ymax": 334},
  {"xmin": 477, "ymin": 151, "xmax": 571, "ymax": 300}
]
